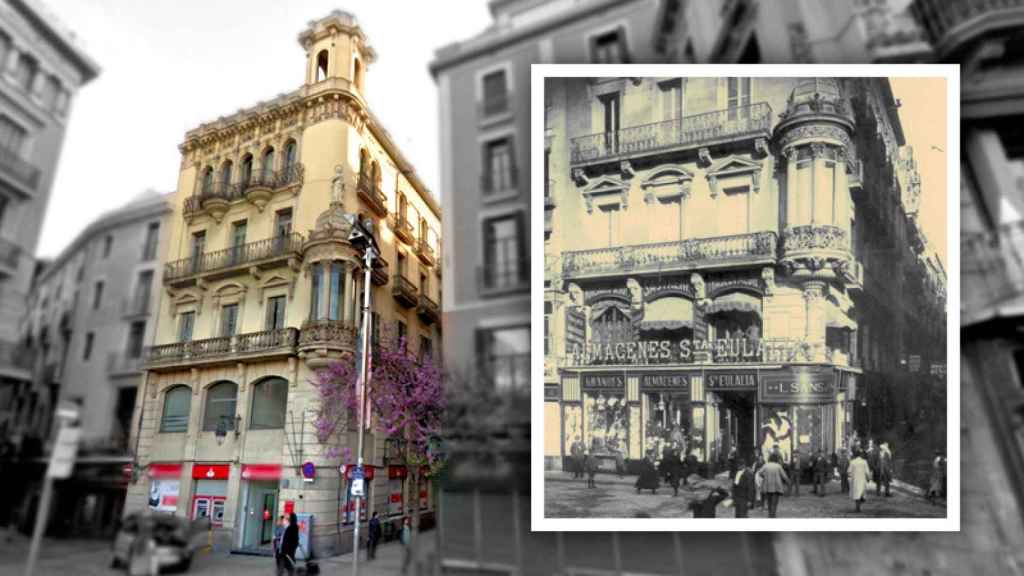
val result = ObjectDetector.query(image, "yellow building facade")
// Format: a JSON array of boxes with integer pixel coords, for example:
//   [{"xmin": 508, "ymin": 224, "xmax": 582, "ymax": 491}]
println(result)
[{"xmin": 125, "ymin": 11, "xmax": 441, "ymax": 556}]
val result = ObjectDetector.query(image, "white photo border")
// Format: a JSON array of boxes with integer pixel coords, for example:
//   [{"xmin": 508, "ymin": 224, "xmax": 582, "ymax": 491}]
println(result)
[{"xmin": 529, "ymin": 63, "xmax": 961, "ymax": 532}]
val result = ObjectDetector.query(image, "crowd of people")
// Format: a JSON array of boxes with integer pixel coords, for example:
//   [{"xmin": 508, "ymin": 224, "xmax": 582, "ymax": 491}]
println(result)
[{"xmin": 566, "ymin": 433, "xmax": 948, "ymax": 518}]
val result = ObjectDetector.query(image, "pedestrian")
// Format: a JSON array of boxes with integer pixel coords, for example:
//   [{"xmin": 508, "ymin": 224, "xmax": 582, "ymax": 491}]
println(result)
[
  {"xmin": 868, "ymin": 440, "xmax": 881, "ymax": 496},
  {"xmin": 812, "ymin": 450, "xmax": 829, "ymax": 497},
  {"xmin": 848, "ymin": 449, "xmax": 871, "ymax": 513},
  {"xmin": 663, "ymin": 443, "xmax": 683, "ymax": 497},
  {"xmin": 688, "ymin": 487, "xmax": 730, "ymax": 518},
  {"xmin": 609, "ymin": 438, "xmax": 626, "ymax": 478},
  {"xmin": 727, "ymin": 446, "xmax": 739, "ymax": 480},
  {"xmin": 878, "ymin": 443, "xmax": 893, "ymax": 497},
  {"xmin": 277, "ymin": 512, "xmax": 299, "ymax": 576},
  {"xmin": 584, "ymin": 450, "xmax": 598, "ymax": 488},
  {"xmin": 756, "ymin": 453, "xmax": 789, "ymax": 518},
  {"xmin": 789, "ymin": 449, "xmax": 801, "ymax": 497},
  {"xmin": 927, "ymin": 450, "xmax": 945, "ymax": 505},
  {"xmin": 838, "ymin": 447, "xmax": 850, "ymax": 495},
  {"xmin": 570, "ymin": 437, "xmax": 583, "ymax": 479},
  {"xmin": 732, "ymin": 457, "xmax": 756, "ymax": 518},
  {"xmin": 272, "ymin": 515, "xmax": 286, "ymax": 569},
  {"xmin": 754, "ymin": 453, "xmax": 766, "ymax": 510},
  {"xmin": 367, "ymin": 511, "xmax": 381, "ymax": 560},
  {"xmin": 635, "ymin": 450, "xmax": 659, "ymax": 494},
  {"xmin": 400, "ymin": 516, "xmax": 413, "ymax": 574}
]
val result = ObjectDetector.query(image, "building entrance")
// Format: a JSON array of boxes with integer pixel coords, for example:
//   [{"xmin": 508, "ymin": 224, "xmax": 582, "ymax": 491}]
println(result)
[
  {"xmin": 240, "ymin": 480, "xmax": 278, "ymax": 552},
  {"xmin": 717, "ymin": 391, "xmax": 756, "ymax": 466}
]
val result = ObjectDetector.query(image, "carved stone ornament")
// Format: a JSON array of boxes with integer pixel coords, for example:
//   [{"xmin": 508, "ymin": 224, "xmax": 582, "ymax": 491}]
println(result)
[
  {"xmin": 572, "ymin": 168, "xmax": 590, "ymax": 187},
  {"xmin": 690, "ymin": 273, "xmax": 708, "ymax": 307},
  {"xmin": 626, "ymin": 277, "xmax": 643, "ymax": 308},
  {"xmin": 568, "ymin": 283, "xmax": 584, "ymax": 306},
  {"xmin": 754, "ymin": 137, "xmax": 769, "ymax": 158},
  {"xmin": 698, "ymin": 147, "xmax": 713, "ymax": 167},
  {"xmin": 810, "ymin": 143, "xmax": 828, "ymax": 159},
  {"xmin": 761, "ymin": 267, "xmax": 776, "ymax": 296},
  {"xmin": 777, "ymin": 123, "xmax": 853, "ymax": 152},
  {"xmin": 641, "ymin": 166, "xmax": 694, "ymax": 204},
  {"xmin": 707, "ymin": 175, "xmax": 719, "ymax": 198},
  {"xmin": 620, "ymin": 160, "xmax": 635, "ymax": 180}
]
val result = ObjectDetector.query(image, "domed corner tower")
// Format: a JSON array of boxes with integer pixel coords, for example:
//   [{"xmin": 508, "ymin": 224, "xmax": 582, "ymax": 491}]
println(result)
[
  {"xmin": 298, "ymin": 9, "xmax": 377, "ymax": 94},
  {"xmin": 772, "ymin": 78, "xmax": 859, "ymax": 360}
]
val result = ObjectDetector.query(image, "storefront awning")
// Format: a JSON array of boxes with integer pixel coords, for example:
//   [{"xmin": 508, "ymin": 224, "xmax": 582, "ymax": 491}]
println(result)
[
  {"xmin": 638, "ymin": 296, "xmax": 693, "ymax": 331},
  {"xmin": 705, "ymin": 292, "xmax": 761, "ymax": 316},
  {"xmin": 241, "ymin": 464, "xmax": 282, "ymax": 481},
  {"xmin": 148, "ymin": 463, "xmax": 182, "ymax": 480}
]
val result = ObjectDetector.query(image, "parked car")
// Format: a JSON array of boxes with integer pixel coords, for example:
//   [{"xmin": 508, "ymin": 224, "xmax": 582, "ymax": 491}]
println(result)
[{"xmin": 111, "ymin": 512, "xmax": 207, "ymax": 573}]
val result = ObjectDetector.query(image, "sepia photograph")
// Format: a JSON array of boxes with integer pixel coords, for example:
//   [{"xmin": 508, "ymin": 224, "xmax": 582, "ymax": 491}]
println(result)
[{"xmin": 533, "ymin": 65, "xmax": 957, "ymax": 531}]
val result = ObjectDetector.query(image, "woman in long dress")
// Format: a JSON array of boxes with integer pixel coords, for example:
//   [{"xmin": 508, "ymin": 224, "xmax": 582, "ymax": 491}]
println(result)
[{"xmin": 847, "ymin": 449, "xmax": 872, "ymax": 512}]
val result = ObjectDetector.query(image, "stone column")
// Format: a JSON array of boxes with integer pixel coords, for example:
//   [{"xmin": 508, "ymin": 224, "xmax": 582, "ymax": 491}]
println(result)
[
  {"xmin": 810, "ymin": 143, "xmax": 828, "ymax": 226},
  {"xmin": 803, "ymin": 281, "xmax": 827, "ymax": 362},
  {"xmin": 343, "ymin": 264, "xmax": 355, "ymax": 325},
  {"xmin": 784, "ymin": 146, "xmax": 798, "ymax": 228}
]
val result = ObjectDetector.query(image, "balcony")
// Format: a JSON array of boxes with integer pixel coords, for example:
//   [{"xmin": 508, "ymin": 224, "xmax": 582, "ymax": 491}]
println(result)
[
  {"xmin": 963, "ymin": 224, "xmax": 1024, "ymax": 326},
  {"xmin": 121, "ymin": 295, "xmax": 152, "ymax": 318},
  {"xmin": 107, "ymin": 352, "xmax": 144, "ymax": 377},
  {"xmin": 910, "ymin": 0, "xmax": 1024, "ymax": 57},
  {"xmin": 0, "ymin": 339, "xmax": 34, "ymax": 377},
  {"xmin": 415, "ymin": 238, "xmax": 436, "ymax": 267},
  {"xmin": 392, "ymin": 274, "xmax": 418, "ymax": 308},
  {"xmin": 389, "ymin": 214, "xmax": 416, "ymax": 245},
  {"xmin": 183, "ymin": 181, "xmax": 245, "ymax": 221},
  {"xmin": 570, "ymin": 102, "xmax": 772, "ymax": 166},
  {"xmin": 562, "ymin": 231, "xmax": 777, "ymax": 280},
  {"xmin": 371, "ymin": 255, "xmax": 389, "ymax": 287},
  {"xmin": 298, "ymin": 320, "xmax": 357, "ymax": 369},
  {"xmin": 0, "ymin": 237, "xmax": 21, "ymax": 278},
  {"xmin": 145, "ymin": 327, "xmax": 299, "ymax": 371},
  {"xmin": 842, "ymin": 259, "xmax": 865, "ymax": 292},
  {"xmin": 417, "ymin": 293, "xmax": 440, "ymax": 325},
  {"xmin": 0, "ymin": 147, "xmax": 40, "ymax": 195},
  {"xmin": 781, "ymin": 225, "xmax": 851, "ymax": 265},
  {"xmin": 164, "ymin": 233, "xmax": 303, "ymax": 288},
  {"xmin": 478, "ymin": 259, "xmax": 530, "ymax": 296},
  {"xmin": 356, "ymin": 174, "xmax": 389, "ymax": 218}
]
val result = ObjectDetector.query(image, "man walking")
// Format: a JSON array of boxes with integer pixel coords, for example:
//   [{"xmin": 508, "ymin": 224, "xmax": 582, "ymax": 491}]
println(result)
[
  {"xmin": 838, "ymin": 447, "xmax": 850, "ymax": 495},
  {"xmin": 812, "ymin": 450, "xmax": 829, "ymax": 496},
  {"xmin": 789, "ymin": 449, "xmax": 801, "ymax": 497},
  {"xmin": 732, "ymin": 457, "xmax": 756, "ymax": 518},
  {"xmin": 868, "ymin": 439, "xmax": 882, "ymax": 496},
  {"xmin": 757, "ymin": 453, "xmax": 789, "ymax": 518},
  {"xmin": 367, "ymin": 511, "xmax": 381, "ymax": 560},
  {"xmin": 878, "ymin": 443, "xmax": 893, "ymax": 497},
  {"xmin": 570, "ymin": 437, "xmax": 583, "ymax": 479}
]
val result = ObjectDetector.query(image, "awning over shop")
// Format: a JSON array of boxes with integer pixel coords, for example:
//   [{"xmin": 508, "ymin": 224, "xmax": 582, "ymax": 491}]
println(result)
[
  {"xmin": 638, "ymin": 296, "xmax": 693, "ymax": 330},
  {"xmin": 705, "ymin": 291, "xmax": 761, "ymax": 316},
  {"xmin": 148, "ymin": 463, "xmax": 182, "ymax": 479},
  {"xmin": 591, "ymin": 299, "xmax": 630, "ymax": 318}
]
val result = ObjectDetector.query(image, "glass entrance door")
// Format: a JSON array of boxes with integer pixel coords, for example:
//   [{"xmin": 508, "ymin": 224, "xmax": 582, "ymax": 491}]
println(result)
[{"xmin": 241, "ymin": 481, "xmax": 278, "ymax": 551}]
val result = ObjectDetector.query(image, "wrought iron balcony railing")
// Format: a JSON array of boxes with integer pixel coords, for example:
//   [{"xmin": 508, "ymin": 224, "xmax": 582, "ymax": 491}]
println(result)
[
  {"xmin": 416, "ymin": 238, "xmax": 436, "ymax": 267},
  {"xmin": 562, "ymin": 231, "xmax": 777, "ymax": 279},
  {"xmin": 570, "ymin": 102, "xmax": 772, "ymax": 165},
  {"xmin": 356, "ymin": 173, "xmax": 389, "ymax": 217},
  {"xmin": 392, "ymin": 274, "xmax": 419, "ymax": 307},
  {"xmin": 910, "ymin": 0, "xmax": 1024, "ymax": 54},
  {"xmin": 242, "ymin": 163, "xmax": 305, "ymax": 192},
  {"xmin": 146, "ymin": 327, "xmax": 298, "ymax": 369},
  {"xmin": 963, "ymin": 223, "xmax": 1024, "ymax": 325},
  {"xmin": 164, "ymin": 233, "xmax": 303, "ymax": 285},
  {"xmin": 389, "ymin": 214, "xmax": 416, "ymax": 245},
  {"xmin": 0, "ymin": 147, "xmax": 40, "ymax": 192},
  {"xmin": 417, "ymin": 293, "xmax": 440, "ymax": 324}
]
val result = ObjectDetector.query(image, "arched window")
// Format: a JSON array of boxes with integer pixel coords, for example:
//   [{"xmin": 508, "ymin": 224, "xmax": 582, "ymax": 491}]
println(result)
[
  {"xmin": 250, "ymin": 377, "xmax": 288, "ymax": 429},
  {"xmin": 240, "ymin": 154, "xmax": 253, "ymax": 187},
  {"xmin": 220, "ymin": 161, "xmax": 233, "ymax": 190},
  {"xmin": 202, "ymin": 381, "xmax": 238, "ymax": 431},
  {"xmin": 283, "ymin": 140, "xmax": 297, "ymax": 173},
  {"xmin": 316, "ymin": 50, "xmax": 329, "ymax": 82},
  {"xmin": 201, "ymin": 166, "xmax": 214, "ymax": 195},
  {"xmin": 261, "ymin": 147, "xmax": 275, "ymax": 181},
  {"xmin": 160, "ymin": 385, "xmax": 191, "ymax": 433}
]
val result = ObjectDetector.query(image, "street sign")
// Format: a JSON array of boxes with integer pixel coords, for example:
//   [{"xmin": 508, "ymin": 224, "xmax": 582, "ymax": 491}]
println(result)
[
  {"xmin": 46, "ymin": 426, "xmax": 81, "ymax": 479},
  {"xmin": 351, "ymin": 478, "xmax": 364, "ymax": 497},
  {"xmin": 352, "ymin": 465, "xmax": 365, "ymax": 480},
  {"xmin": 301, "ymin": 461, "xmax": 316, "ymax": 483}
]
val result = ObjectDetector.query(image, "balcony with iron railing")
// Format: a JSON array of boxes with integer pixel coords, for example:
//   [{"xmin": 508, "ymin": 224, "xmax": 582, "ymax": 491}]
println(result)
[
  {"xmin": 392, "ymin": 274, "xmax": 419, "ymax": 308},
  {"xmin": 417, "ymin": 293, "xmax": 440, "ymax": 325},
  {"xmin": 145, "ymin": 327, "xmax": 299, "ymax": 371},
  {"xmin": 0, "ymin": 339, "xmax": 34, "ymax": 376},
  {"xmin": 184, "ymin": 164, "xmax": 304, "ymax": 219},
  {"xmin": 910, "ymin": 0, "xmax": 1024, "ymax": 56},
  {"xmin": 963, "ymin": 223, "xmax": 1024, "ymax": 326},
  {"xmin": 0, "ymin": 147, "xmax": 41, "ymax": 195},
  {"xmin": 562, "ymin": 231, "xmax": 777, "ymax": 280},
  {"xmin": 164, "ymin": 233, "xmax": 303, "ymax": 287},
  {"xmin": 570, "ymin": 102, "xmax": 772, "ymax": 166},
  {"xmin": 389, "ymin": 213, "xmax": 416, "ymax": 245},
  {"xmin": 0, "ymin": 237, "xmax": 21, "ymax": 278},
  {"xmin": 371, "ymin": 255, "xmax": 389, "ymax": 287},
  {"xmin": 781, "ymin": 225, "xmax": 852, "ymax": 273},
  {"xmin": 416, "ymin": 238, "xmax": 436, "ymax": 267},
  {"xmin": 357, "ymin": 173, "xmax": 389, "ymax": 217}
]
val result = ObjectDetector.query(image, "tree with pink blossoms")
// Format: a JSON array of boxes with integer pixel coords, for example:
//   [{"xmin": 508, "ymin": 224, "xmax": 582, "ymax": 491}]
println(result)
[{"xmin": 312, "ymin": 336, "xmax": 444, "ymax": 570}]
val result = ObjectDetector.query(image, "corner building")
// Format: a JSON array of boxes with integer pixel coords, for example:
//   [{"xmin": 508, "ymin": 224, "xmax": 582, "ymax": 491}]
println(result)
[
  {"xmin": 545, "ymin": 76, "xmax": 946, "ymax": 470},
  {"xmin": 126, "ymin": 11, "xmax": 441, "ymax": 556}
]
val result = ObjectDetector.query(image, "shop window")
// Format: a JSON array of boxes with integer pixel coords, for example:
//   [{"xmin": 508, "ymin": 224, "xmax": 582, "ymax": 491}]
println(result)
[
  {"xmin": 160, "ymin": 385, "xmax": 191, "ymax": 433},
  {"xmin": 388, "ymin": 468, "xmax": 406, "ymax": 517},
  {"xmin": 250, "ymin": 377, "xmax": 288, "ymax": 430},
  {"xmin": 203, "ymin": 381, "xmax": 238, "ymax": 432},
  {"xmin": 584, "ymin": 389, "xmax": 628, "ymax": 456}
]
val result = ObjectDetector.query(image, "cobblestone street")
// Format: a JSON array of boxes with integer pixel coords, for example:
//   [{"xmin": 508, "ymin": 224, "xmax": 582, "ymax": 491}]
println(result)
[{"xmin": 545, "ymin": 471, "xmax": 947, "ymax": 519}]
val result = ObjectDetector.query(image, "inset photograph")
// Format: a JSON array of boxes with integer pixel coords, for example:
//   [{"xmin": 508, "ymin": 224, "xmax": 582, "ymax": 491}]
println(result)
[{"xmin": 533, "ymin": 66, "xmax": 957, "ymax": 531}]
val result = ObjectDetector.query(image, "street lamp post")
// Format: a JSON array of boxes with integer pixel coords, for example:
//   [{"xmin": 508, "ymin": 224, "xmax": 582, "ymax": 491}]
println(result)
[{"xmin": 347, "ymin": 212, "xmax": 378, "ymax": 576}]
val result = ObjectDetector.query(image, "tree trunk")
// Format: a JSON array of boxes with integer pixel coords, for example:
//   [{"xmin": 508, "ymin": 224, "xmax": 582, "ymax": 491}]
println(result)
[{"xmin": 405, "ymin": 434, "xmax": 421, "ymax": 574}]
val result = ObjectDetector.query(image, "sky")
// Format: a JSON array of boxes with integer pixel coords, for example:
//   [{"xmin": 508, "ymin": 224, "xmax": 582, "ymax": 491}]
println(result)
[{"xmin": 37, "ymin": 0, "xmax": 492, "ymax": 257}]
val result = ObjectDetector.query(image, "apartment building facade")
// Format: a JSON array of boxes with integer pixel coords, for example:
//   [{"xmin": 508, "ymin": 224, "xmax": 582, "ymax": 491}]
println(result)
[
  {"xmin": 4, "ymin": 192, "xmax": 170, "ymax": 536},
  {"xmin": 543, "ymin": 76, "xmax": 945, "ymax": 477},
  {"xmin": 125, "ymin": 11, "xmax": 441, "ymax": 556},
  {"xmin": 0, "ymin": 0, "xmax": 98, "ymax": 448}
]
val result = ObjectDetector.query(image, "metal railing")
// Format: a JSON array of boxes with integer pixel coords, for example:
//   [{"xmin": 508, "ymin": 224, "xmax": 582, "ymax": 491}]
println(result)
[
  {"xmin": 0, "ymin": 146, "xmax": 40, "ymax": 191},
  {"xmin": 146, "ymin": 327, "xmax": 298, "ymax": 366},
  {"xmin": 570, "ymin": 102, "xmax": 772, "ymax": 164},
  {"xmin": 416, "ymin": 238, "xmax": 436, "ymax": 264},
  {"xmin": 418, "ymin": 293, "xmax": 440, "ymax": 318},
  {"xmin": 963, "ymin": 223, "xmax": 1024, "ymax": 324},
  {"xmin": 164, "ymin": 232, "xmax": 303, "ymax": 283},
  {"xmin": 910, "ymin": 0, "xmax": 1024, "ymax": 48},
  {"xmin": 242, "ymin": 163, "xmax": 305, "ymax": 192},
  {"xmin": 562, "ymin": 231, "xmax": 777, "ymax": 278},
  {"xmin": 393, "ymin": 274, "xmax": 419, "ymax": 305},
  {"xmin": 357, "ymin": 173, "xmax": 389, "ymax": 215},
  {"xmin": 390, "ymin": 214, "xmax": 415, "ymax": 243},
  {"xmin": 0, "ymin": 339, "xmax": 34, "ymax": 372}
]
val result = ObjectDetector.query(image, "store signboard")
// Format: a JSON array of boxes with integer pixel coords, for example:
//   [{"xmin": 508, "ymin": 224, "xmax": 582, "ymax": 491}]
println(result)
[
  {"xmin": 760, "ymin": 367, "xmax": 836, "ymax": 403},
  {"xmin": 640, "ymin": 373, "xmax": 690, "ymax": 393},
  {"xmin": 565, "ymin": 308, "xmax": 587, "ymax": 354},
  {"xmin": 581, "ymin": 374, "xmax": 625, "ymax": 390},
  {"xmin": 705, "ymin": 371, "xmax": 758, "ymax": 391}
]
